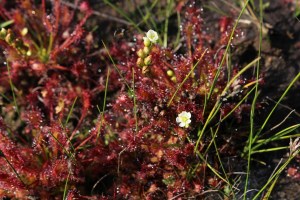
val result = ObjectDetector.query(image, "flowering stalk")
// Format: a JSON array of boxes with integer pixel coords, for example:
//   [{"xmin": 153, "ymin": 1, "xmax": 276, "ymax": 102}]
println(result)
[{"xmin": 136, "ymin": 29, "xmax": 159, "ymax": 74}]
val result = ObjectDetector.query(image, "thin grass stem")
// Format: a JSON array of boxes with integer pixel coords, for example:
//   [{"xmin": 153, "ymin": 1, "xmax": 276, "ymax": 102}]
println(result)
[
  {"xmin": 102, "ymin": 41, "xmax": 133, "ymax": 92},
  {"xmin": 65, "ymin": 97, "xmax": 78, "ymax": 127},
  {"xmin": 252, "ymin": 148, "xmax": 300, "ymax": 199},
  {"xmin": 212, "ymin": 129, "xmax": 236, "ymax": 199},
  {"xmin": 132, "ymin": 68, "xmax": 138, "ymax": 136},
  {"xmin": 0, "ymin": 150, "xmax": 26, "ymax": 186},
  {"xmin": 195, "ymin": 57, "xmax": 259, "ymax": 151},
  {"xmin": 63, "ymin": 170, "xmax": 71, "ymax": 200},
  {"xmin": 6, "ymin": 60, "xmax": 19, "ymax": 116},
  {"xmin": 97, "ymin": 68, "xmax": 110, "ymax": 139},
  {"xmin": 103, "ymin": 0, "xmax": 142, "ymax": 32},
  {"xmin": 244, "ymin": 1, "xmax": 263, "ymax": 197}
]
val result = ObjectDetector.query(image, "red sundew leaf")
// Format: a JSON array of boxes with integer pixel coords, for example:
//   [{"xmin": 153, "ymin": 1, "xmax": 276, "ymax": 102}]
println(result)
[
  {"xmin": 47, "ymin": 125, "xmax": 69, "ymax": 158},
  {"xmin": 70, "ymin": 61, "xmax": 86, "ymax": 78},
  {"xmin": 65, "ymin": 189, "xmax": 94, "ymax": 200},
  {"xmin": 193, "ymin": 182, "xmax": 204, "ymax": 193},
  {"xmin": 112, "ymin": 93, "xmax": 133, "ymax": 114},
  {"xmin": 51, "ymin": 11, "xmax": 91, "ymax": 59},
  {"xmin": 0, "ymin": 116, "xmax": 6, "ymax": 130},
  {"xmin": 65, "ymin": 190, "xmax": 77, "ymax": 200},
  {"xmin": 22, "ymin": 107, "xmax": 43, "ymax": 129},
  {"xmin": 176, "ymin": 0, "xmax": 186, "ymax": 12},
  {"xmin": 77, "ymin": 148, "xmax": 118, "ymax": 176},
  {"xmin": 219, "ymin": 16, "xmax": 233, "ymax": 33},
  {"xmin": 52, "ymin": 0, "xmax": 63, "ymax": 38},
  {"xmin": 41, "ymin": 76, "xmax": 59, "ymax": 121},
  {"xmin": 118, "ymin": 129, "xmax": 138, "ymax": 150},
  {"xmin": 25, "ymin": 91, "xmax": 40, "ymax": 106},
  {"xmin": 0, "ymin": 175, "xmax": 29, "ymax": 198},
  {"xmin": 41, "ymin": 0, "xmax": 53, "ymax": 33},
  {"xmin": 0, "ymin": 1, "xmax": 10, "ymax": 19},
  {"xmin": 173, "ymin": 127, "xmax": 187, "ymax": 139},
  {"xmin": 164, "ymin": 148, "xmax": 186, "ymax": 170},
  {"xmin": 135, "ymin": 123, "xmax": 158, "ymax": 139},
  {"xmin": 183, "ymin": 143, "xmax": 195, "ymax": 155},
  {"xmin": 70, "ymin": 90, "xmax": 90, "ymax": 140},
  {"xmin": 39, "ymin": 159, "xmax": 75, "ymax": 188},
  {"xmin": 79, "ymin": 1, "xmax": 91, "ymax": 13}
]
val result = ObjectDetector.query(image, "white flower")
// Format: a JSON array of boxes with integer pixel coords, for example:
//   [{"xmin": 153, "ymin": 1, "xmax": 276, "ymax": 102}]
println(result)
[
  {"xmin": 176, "ymin": 111, "xmax": 192, "ymax": 128},
  {"xmin": 146, "ymin": 30, "xmax": 159, "ymax": 44}
]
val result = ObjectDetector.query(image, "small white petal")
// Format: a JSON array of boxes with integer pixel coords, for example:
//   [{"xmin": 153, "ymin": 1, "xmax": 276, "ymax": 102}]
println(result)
[
  {"xmin": 179, "ymin": 122, "xmax": 185, "ymax": 127},
  {"xmin": 186, "ymin": 112, "xmax": 191, "ymax": 118},
  {"xmin": 146, "ymin": 30, "xmax": 158, "ymax": 43}
]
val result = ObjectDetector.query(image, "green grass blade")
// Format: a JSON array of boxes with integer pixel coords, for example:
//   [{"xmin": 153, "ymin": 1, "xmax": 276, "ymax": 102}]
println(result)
[
  {"xmin": 47, "ymin": 131, "xmax": 75, "ymax": 160},
  {"xmin": 174, "ymin": 11, "xmax": 181, "ymax": 49},
  {"xmin": 195, "ymin": 57, "xmax": 259, "ymax": 151},
  {"xmin": 132, "ymin": 68, "xmax": 138, "ymax": 135},
  {"xmin": 261, "ymin": 173, "xmax": 279, "ymax": 200},
  {"xmin": 243, "ymin": 0, "xmax": 263, "ymax": 197},
  {"xmin": 254, "ymin": 73, "xmax": 300, "ymax": 141},
  {"xmin": 204, "ymin": 126, "xmax": 220, "ymax": 155},
  {"xmin": 1, "ymin": 150, "xmax": 26, "ymax": 186},
  {"xmin": 196, "ymin": 151, "xmax": 230, "ymax": 185},
  {"xmin": 63, "ymin": 170, "xmax": 71, "ymax": 200},
  {"xmin": 6, "ymin": 60, "xmax": 19, "ymax": 115},
  {"xmin": 204, "ymin": 0, "xmax": 250, "ymax": 107},
  {"xmin": 252, "ymin": 148, "xmax": 300, "ymax": 199},
  {"xmin": 251, "ymin": 146, "xmax": 289, "ymax": 154},
  {"xmin": 102, "ymin": 41, "xmax": 133, "ymax": 92},
  {"xmin": 65, "ymin": 97, "xmax": 78, "ymax": 127},
  {"xmin": 97, "ymin": 68, "xmax": 111, "ymax": 139},
  {"xmin": 212, "ymin": 128, "xmax": 236, "ymax": 199},
  {"xmin": 0, "ymin": 20, "xmax": 14, "ymax": 28},
  {"xmin": 163, "ymin": 0, "xmax": 173, "ymax": 48},
  {"xmin": 103, "ymin": 0, "xmax": 142, "ymax": 32},
  {"xmin": 252, "ymin": 124, "xmax": 300, "ymax": 152},
  {"xmin": 220, "ymin": 86, "xmax": 256, "ymax": 123},
  {"xmin": 0, "ymin": 92, "xmax": 11, "ymax": 102},
  {"xmin": 136, "ymin": 0, "xmax": 159, "ymax": 32}
]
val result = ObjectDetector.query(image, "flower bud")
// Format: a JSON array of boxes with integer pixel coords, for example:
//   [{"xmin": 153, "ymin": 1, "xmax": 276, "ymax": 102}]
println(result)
[
  {"xmin": 143, "ymin": 46, "xmax": 151, "ymax": 55},
  {"xmin": 0, "ymin": 28, "xmax": 7, "ymax": 39},
  {"xmin": 171, "ymin": 76, "xmax": 177, "ymax": 82},
  {"xmin": 5, "ymin": 29, "xmax": 15, "ymax": 45},
  {"xmin": 26, "ymin": 50, "xmax": 32, "ymax": 57},
  {"xmin": 142, "ymin": 65, "xmax": 149, "ymax": 74},
  {"xmin": 137, "ymin": 49, "xmax": 145, "ymax": 58},
  {"xmin": 136, "ymin": 57, "xmax": 144, "ymax": 67},
  {"xmin": 144, "ymin": 55, "xmax": 152, "ymax": 66},
  {"xmin": 167, "ymin": 69, "xmax": 174, "ymax": 77},
  {"xmin": 21, "ymin": 27, "xmax": 28, "ymax": 36},
  {"xmin": 143, "ymin": 37, "xmax": 151, "ymax": 47}
]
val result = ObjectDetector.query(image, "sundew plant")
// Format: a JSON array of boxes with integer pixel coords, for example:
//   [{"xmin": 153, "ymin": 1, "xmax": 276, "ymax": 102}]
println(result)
[{"xmin": 0, "ymin": 0, "xmax": 299, "ymax": 199}]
